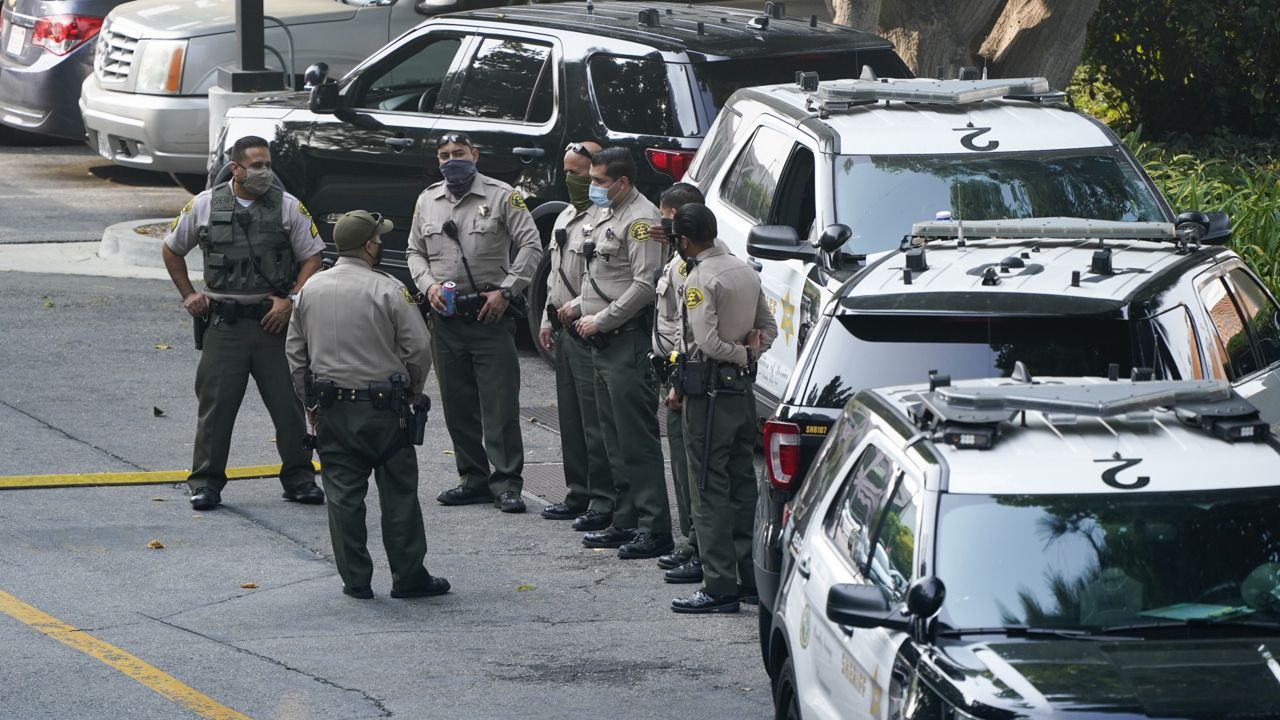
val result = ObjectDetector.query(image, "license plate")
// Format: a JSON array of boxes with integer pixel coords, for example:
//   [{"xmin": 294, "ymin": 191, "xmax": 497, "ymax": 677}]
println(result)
[
  {"xmin": 97, "ymin": 131, "xmax": 112, "ymax": 160},
  {"xmin": 5, "ymin": 25, "xmax": 25, "ymax": 56}
]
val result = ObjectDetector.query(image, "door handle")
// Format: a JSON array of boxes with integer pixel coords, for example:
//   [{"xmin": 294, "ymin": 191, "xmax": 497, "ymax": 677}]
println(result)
[
  {"xmin": 797, "ymin": 555, "xmax": 811, "ymax": 579},
  {"xmin": 512, "ymin": 147, "xmax": 546, "ymax": 158},
  {"xmin": 748, "ymin": 257, "xmax": 763, "ymax": 272},
  {"xmin": 384, "ymin": 137, "xmax": 415, "ymax": 150}
]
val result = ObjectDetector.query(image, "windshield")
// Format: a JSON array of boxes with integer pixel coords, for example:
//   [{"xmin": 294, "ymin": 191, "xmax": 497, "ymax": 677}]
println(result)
[
  {"xmin": 937, "ymin": 488, "xmax": 1280, "ymax": 632},
  {"xmin": 833, "ymin": 148, "xmax": 1167, "ymax": 254},
  {"xmin": 794, "ymin": 314, "xmax": 1137, "ymax": 409}
]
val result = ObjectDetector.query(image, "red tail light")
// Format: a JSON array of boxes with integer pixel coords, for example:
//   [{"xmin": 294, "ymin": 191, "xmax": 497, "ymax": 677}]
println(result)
[
  {"xmin": 764, "ymin": 419, "xmax": 802, "ymax": 492},
  {"xmin": 33, "ymin": 15, "xmax": 102, "ymax": 56},
  {"xmin": 645, "ymin": 148, "xmax": 696, "ymax": 182}
]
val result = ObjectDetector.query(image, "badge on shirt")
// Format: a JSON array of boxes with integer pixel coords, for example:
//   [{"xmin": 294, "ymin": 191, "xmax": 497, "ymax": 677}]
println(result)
[
  {"xmin": 629, "ymin": 222, "xmax": 650, "ymax": 243},
  {"xmin": 479, "ymin": 204, "xmax": 490, "ymax": 218},
  {"xmin": 678, "ymin": 261, "xmax": 689, "ymax": 278},
  {"xmin": 685, "ymin": 287, "xmax": 704, "ymax": 309},
  {"xmin": 509, "ymin": 191, "xmax": 527, "ymax": 210}
]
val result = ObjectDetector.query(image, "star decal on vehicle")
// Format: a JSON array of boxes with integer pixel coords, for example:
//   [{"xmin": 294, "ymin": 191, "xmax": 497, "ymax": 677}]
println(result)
[{"xmin": 780, "ymin": 289, "xmax": 796, "ymax": 345}]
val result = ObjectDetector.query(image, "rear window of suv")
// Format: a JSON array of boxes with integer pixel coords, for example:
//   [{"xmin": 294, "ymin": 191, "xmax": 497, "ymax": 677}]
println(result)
[
  {"xmin": 695, "ymin": 49, "xmax": 910, "ymax": 108},
  {"xmin": 589, "ymin": 55, "xmax": 700, "ymax": 137},
  {"xmin": 793, "ymin": 314, "xmax": 1137, "ymax": 409}
]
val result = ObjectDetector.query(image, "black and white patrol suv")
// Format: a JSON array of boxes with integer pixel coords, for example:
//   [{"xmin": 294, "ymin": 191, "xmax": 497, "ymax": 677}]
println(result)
[
  {"xmin": 753, "ymin": 217, "xmax": 1280, "ymax": 668},
  {"xmin": 686, "ymin": 75, "xmax": 1227, "ymax": 408},
  {"xmin": 769, "ymin": 373, "xmax": 1280, "ymax": 720}
]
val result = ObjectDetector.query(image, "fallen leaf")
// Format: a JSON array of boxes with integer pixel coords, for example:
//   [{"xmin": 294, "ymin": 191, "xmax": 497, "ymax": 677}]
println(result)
[
  {"xmin": 154, "ymin": 344, "xmax": 173, "ymax": 350},
  {"xmin": 443, "ymin": 449, "xmax": 455, "ymax": 455},
  {"xmin": 146, "ymin": 540, "xmax": 165, "ymax": 549},
  {"xmin": 517, "ymin": 584, "xmax": 536, "ymax": 592},
  {"xmin": 151, "ymin": 497, "xmax": 165, "ymax": 502},
  {"xmin": 41, "ymin": 298, "xmax": 54, "ymax": 309},
  {"xmin": 153, "ymin": 407, "xmax": 165, "ymax": 417},
  {"xmin": 240, "ymin": 582, "xmax": 258, "ymax": 589}
]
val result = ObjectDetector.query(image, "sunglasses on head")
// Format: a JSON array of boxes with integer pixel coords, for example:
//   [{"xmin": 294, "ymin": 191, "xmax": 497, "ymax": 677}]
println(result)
[
  {"xmin": 566, "ymin": 142, "xmax": 594, "ymax": 160},
  {"xmin": 366, "ymin": 212, "xmax": 383, "ymax": 243},
  {"xmin": 437, "ymin": 132, "xmax": 473, "ymax": 148}
]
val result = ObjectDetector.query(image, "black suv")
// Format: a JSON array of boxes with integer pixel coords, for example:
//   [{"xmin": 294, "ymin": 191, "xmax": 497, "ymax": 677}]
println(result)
[
  {"xmin": 752, "ymin": 217, "xmax": 1280, "ymax": 668},
  {"xmin": 210, "ymin": 0, "xmax": 909, "ymax": 350}
]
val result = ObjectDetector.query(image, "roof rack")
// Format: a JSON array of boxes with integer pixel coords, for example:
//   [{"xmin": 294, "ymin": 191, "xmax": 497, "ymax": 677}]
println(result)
[
  {"xmin": 803, "ymin": 76, "xmax": 1062, "ymax": 116},
  {"xmin": 906, "ymin": 377, "xmax": 1271, "ymax": 450},
  {"xmin": 911, "ymin": 218, "xmax": 1177, "ymax": 242}
]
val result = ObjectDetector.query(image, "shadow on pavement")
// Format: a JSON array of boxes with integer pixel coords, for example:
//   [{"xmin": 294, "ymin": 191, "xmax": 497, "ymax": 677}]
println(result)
[
  {"xmin": 88, "ymin": 164, "xmax": 183, "ymax": 189},
  {"xmin": 0, "ymin": 125, "xmax": 80, "ymax": 147}
]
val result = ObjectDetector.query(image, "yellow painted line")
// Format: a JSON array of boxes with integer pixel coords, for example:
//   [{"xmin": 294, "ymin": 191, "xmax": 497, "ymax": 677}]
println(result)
[
  {"xmin": 0, "ymin": 462, "xmax": 321, "ymax": 490},
  {"xmin": 0, "ymin": 589, "xmax": 250, "ymax": 719}
]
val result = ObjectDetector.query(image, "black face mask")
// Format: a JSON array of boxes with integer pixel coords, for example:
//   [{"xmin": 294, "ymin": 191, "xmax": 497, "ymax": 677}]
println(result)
[{"xmin": 660, "ymin": 218, "xmax": 675, "ymax": 240}]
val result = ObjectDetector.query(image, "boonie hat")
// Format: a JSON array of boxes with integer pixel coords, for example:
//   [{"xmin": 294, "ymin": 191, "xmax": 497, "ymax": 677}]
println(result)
[{"xmin": 334, "ymin": 210, "xmax": 393, "ymax": 254}]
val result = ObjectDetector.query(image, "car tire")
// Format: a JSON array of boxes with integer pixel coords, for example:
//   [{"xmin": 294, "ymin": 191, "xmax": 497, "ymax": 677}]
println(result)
[
  {"xmin": 170, "ymin": 172, "xmax": 208, "ymax": 195},
  {"xmin": 526, "ymin": 251, "xmax": 553, "ymax": 366},
  {"xmin": 758, "ymin": 602, "xmax": 773, "ymax": 675},
  {"xmin": 774, "ymin": 656, "xmax": 802, "ymax": 720}
]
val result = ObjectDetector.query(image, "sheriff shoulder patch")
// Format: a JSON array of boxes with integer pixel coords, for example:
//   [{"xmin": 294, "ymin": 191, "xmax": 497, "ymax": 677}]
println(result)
[
  {"xmin": 180, "ymin": 198, "xmax": 194, "ymax": 215},
  {"xmin": 401, "ymin": 287, "xmax": 416, "ymax": 305},
  {"xmin": 685, "ymin": 286, "xmax": 704, "ymax": 309},
  {"xmin": 629, "ymin": 222, "xmax": 650, "ymax": 243},
  {"xmin": 298, "ymin": 202, "xmax": 312, "ymax": 220},
  {"xmin": 509, "ymin": 191, "xmax": 527, "ymax": 210}
]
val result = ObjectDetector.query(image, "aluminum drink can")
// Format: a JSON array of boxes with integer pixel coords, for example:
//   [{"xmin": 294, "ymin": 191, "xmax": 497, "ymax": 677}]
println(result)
[{"xmin": 441, "ymin": 281, "xmax": 457, "ymax": 316}]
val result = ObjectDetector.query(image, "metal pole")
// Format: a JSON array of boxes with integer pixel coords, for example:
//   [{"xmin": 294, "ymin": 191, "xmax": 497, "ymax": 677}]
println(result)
[{"xmin": 236, "ymin": 0, "xmax": 265, "ymax": 72}]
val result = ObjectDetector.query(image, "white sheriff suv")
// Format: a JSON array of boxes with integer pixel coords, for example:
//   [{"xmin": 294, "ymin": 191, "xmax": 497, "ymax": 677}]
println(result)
[
  {"xmin": 685, "ymin": 74, "xmax": 1229, "ymax": 410},
  {"xmin": 769, "ymin": 373, "xmax": 1280, "ymax": 719}
]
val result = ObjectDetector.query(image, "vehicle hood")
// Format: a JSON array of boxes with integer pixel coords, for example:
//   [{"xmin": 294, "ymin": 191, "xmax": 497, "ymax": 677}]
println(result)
[
  {"xmin": 931, "ymin": 636, "xmax": 1280, "ymax": 718},
  {"xmin": 106, "ymin": 0, "xmax": 356, "ymax": 40}
]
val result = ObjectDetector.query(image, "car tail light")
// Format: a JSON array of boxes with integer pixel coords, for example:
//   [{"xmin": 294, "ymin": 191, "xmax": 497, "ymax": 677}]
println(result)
[
  {"xmin": 764, "ymin": 419, "xmax": 802, "ymax": 492},
  {"xmin": 33, "ymin": 15, "xmax": 102, "ymax": 56},
  {"xmin": 645, "ymin": 148, "xmax": 696, "ymax": 182}
]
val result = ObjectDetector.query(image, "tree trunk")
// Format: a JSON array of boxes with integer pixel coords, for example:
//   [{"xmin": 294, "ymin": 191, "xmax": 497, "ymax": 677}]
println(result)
[{"xmin": 829, "ymin": 0, "xmax": 1100, "ymax": 90}]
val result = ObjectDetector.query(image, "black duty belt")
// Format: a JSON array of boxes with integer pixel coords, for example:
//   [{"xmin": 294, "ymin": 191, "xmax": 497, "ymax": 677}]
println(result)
[
  {"xmin": 333, "ymin": 388, "xmax": 374, "ymax": 402},
  {"xmin": 603, "ymin": 311, "xmax": 653, "ymax": 336},
  {"xmin": 212, "ymin": 299, "xmax": 271, "ymax": 321}
]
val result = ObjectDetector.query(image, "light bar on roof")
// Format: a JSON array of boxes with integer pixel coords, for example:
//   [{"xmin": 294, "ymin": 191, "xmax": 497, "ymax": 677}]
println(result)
[
  {"xmin": 911, "ymin": 218, "xmax": 1177, "ymax": 241},
  {"xmin": 814, "ymin": 77, "xmax": 1051, "ymax": 106}
]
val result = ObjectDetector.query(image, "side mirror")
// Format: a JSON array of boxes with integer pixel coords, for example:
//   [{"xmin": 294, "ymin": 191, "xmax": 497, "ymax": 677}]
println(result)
[
  {"xmin": 1204, "ymin": 211, "xmax": 1231, "ymax": 245},
  {"xmin": 826, "ymin": 584, "xmax": 911, "ymax": 632},
  {"xmin": 748, "ymin": 224, "xmax": 815, "ymax": 262},
  {"xmin": 304, "ymin": 62, "xmax": 329, "ymax": 89},
  {"xmin": 308, "ymin": 80, "xmax": 340, "ymax": 115},
  {"xmin": 826, "ymin": 577, "xmax": 946, "ymax": 634}
]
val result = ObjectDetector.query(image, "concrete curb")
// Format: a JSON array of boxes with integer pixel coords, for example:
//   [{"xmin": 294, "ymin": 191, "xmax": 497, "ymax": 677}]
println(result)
[{"xmin": 99, "ymin": 218, "xmax": 201, "ymax": 271}]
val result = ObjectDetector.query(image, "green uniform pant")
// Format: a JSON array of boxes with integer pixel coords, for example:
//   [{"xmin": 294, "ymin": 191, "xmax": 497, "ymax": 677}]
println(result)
[
  {"xmin": 189, "ymin": 318, "xmax": 314, "ymax": 493},
  {"xmin": 556, "ymin": 331, "xmax": 615, "ymax": 512},
  {"xmin": 684, "ymin": 388, "xmax": 757, "ymax": 597},
  {"xmin": 593, "ymin": 329, "xmax": 670, "ymax": 535},
  {"xmin": 665, "ymin": 385, "xmax": 697, "ymax": 556},
  {"xmin": 315, "ymin": 401, "xmax": 430, "ymax": 591},
  {"xmin": 432, "ymin": 316, "xmax": 523, "ymax": 496}
]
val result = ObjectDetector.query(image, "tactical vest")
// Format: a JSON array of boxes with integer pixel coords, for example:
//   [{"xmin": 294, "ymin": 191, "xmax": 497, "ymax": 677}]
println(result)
[{"xmin": 199, "ymin": 183, "xmax": 297, "ymax": 294}]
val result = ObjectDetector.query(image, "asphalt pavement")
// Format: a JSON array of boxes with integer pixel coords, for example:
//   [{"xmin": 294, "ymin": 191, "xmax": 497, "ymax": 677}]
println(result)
[{"xmin": 0, "ymin": 131, "xmax": 774, "ymax": 719}]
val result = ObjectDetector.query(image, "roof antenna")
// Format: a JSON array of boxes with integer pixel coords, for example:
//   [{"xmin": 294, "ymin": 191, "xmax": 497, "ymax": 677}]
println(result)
[
  {"xmin": 586, "ymin": 0, "xmax": 593, "ymax": 14},
  {"xmin": 982, "ymin": 60, "xmax": 988, "ymax": 80},
  {"xmin": 859, "ymin": 64, "xmax": 877, "ymax": 81},
  {"xmin": 1011, "ymin": 360, "xmax": 1033, "ymax": 384}
]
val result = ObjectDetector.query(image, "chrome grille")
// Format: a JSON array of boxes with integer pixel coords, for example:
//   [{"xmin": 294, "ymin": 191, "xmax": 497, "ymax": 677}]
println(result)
[{"xmin": 95, "ymin": 24, "xmax": 138, "ymax": 83}]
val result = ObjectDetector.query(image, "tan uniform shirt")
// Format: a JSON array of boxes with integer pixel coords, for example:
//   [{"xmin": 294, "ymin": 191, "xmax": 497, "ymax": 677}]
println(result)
[
  {"xmin": 654, "ymin": 238, "xmax": 730, "ymax": 358},
  {"xmin": 541, "ymin": 204, "xmax": 597, "ymax": 332},
  {"xmin": 405, "ymin": 174, "xmax": 542, "ymax": 294},
  {"xmin": 286, "ymin": 257, "xmax": 433, "ymax": 400},
  {"xmin": 164, "ymin": 182, "xmax": 324, "ymax": 304},
  {"xmin": 577, "ymin": 188, "xmax": 662, "ymax": 332},
  {"xmin": 682, "ymin": 245, "xmax": 778, "ymax": 366}
]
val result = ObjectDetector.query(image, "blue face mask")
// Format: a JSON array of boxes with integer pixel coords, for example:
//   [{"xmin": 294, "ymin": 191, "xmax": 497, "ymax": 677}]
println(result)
[{"xmin": 588, "ymin": 180, "xmax": 615, "ymax": 208}]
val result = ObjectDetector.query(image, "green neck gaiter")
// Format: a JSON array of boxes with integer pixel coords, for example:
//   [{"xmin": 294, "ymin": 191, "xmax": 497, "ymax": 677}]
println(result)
[{"xmin": 565, "ymin": 173, "xmax": 593, "ymax": 212}]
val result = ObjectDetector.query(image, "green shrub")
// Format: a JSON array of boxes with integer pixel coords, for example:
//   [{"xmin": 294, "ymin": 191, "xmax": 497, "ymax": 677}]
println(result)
[
  {"xmin": 1124, "ymin": 130, "xmax": 1280, "ymax": 293},
  {"xmin": 1085, "ymin": 0, "xmax": 1280, "ymax": 139}
]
